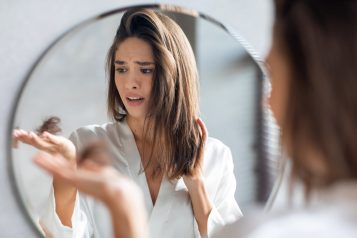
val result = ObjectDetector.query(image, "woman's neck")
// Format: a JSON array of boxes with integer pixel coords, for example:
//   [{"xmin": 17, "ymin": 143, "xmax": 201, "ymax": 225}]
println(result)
[
  {"xmin": 127, "ymin": 116, "xmax": 158, "ymax": 174},
  {"xmin": 127, "ymin": 116, "xmax": 152, "ymax": 143}
]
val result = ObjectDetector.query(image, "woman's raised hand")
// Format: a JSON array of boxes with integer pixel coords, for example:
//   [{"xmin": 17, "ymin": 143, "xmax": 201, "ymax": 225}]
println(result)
[
  {"xmin": 182, "ymin": 118, "xmax": 211, "ymax": 238},
  {"xmin": 13, "ymin": 129, "xmax": 77, "ymax": 167},
  {"xmin": 33, "ymin": 152, "xmax": 129, "ymax": 203},
  {"xmin": 184, "ymin": 118, "xmax": 208, "ymax": 182}
]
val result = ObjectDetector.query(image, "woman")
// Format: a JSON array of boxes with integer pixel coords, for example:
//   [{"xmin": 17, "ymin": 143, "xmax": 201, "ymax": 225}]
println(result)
[
  {"xmin": 214, "ymin": 0, "xmax": 357, "ymax": 237},
  {"xmin": 14, "ymin": 8, "xmax": 242, "ymax": 238}
]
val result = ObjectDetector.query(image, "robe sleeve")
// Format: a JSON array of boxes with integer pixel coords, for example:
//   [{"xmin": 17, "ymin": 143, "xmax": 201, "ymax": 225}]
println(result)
[
  {"xmin": 194, "ymin": 146, "xmax": 243, "ymax": 237},
  {"xmin": 38, "ymin": 186, "xmax": 92, "ymax": 238}
]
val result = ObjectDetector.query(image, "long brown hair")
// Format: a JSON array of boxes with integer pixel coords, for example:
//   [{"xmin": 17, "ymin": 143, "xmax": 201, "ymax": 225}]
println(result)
[
  {"xmin": 106, "ymin": 9, "xmax": 203, "ymax": 179},
  {"xmin": 273, "ymin": 0, "xmax": 357, "ymax": 194}
]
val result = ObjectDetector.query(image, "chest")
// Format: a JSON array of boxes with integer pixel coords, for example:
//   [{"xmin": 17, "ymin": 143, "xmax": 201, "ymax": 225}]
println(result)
[
  {"xmin": 136, "ymin": 140, "xmax": 168, "ymax": 204},
  {"xmin": 145, "ymin": 171, "xmax": 162, "ymax": 205}
]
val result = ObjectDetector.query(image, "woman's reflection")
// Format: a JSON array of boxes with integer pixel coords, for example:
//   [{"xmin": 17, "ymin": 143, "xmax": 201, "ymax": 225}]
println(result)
[
  {"xmin": 33, "ymin": 1, "xmax": 357, "ymax": 238},
  {"xmin": 13, "ymin": 8, "xmax": 242, "ymax": 238}
]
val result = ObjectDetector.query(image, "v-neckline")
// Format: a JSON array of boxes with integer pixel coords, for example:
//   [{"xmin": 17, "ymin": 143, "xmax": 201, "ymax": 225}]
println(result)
[
  {"xmin": 122, "ymin": 119, "xmax": 165, "ymax": 210},
  {"xmin": 145, "ymin": 173, "xmax": 163, "ymax": 206}
]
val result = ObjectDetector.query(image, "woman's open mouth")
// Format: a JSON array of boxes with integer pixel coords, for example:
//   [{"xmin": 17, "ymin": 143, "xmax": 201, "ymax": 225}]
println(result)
[{"xmin": 126, "ymin": 96, "xmax": 144, "ymax": 106}]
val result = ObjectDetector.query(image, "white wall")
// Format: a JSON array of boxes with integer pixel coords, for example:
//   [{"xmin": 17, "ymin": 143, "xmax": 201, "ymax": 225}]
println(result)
[{"xmin": 0, "ymin": 0, "xmax": 273, "ymax": 236}]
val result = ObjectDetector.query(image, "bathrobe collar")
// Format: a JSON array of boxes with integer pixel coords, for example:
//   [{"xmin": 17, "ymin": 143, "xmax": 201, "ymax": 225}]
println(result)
[{"xmin": 116, "ymin": 119, "xmax": 186, "ymax": 224}]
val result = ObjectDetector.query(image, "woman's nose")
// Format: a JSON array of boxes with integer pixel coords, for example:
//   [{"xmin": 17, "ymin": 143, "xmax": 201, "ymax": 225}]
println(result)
[{"xmin": 125, "ymin": 72, "xmax": 139, "ymax": 90}]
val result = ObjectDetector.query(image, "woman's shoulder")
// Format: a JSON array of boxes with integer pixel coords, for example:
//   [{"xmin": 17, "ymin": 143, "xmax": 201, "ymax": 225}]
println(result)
[
  {"xmin": 206, "ymin": 137, "xmax": 232, "ymax": 157},
  {"xmin": 71, "ymin": 121, "xmax": 127, "ymax": 136},
  {"xmin": 204, "ymin": 137, "xmax": 234, "ymax": 170},
  {"xmin": 69, "ymin": 121, "xmax": 129, "ymax": 146}
]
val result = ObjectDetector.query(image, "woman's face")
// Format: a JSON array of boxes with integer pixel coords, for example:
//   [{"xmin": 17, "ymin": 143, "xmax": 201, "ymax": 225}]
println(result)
[
  {"xmin": 114, "ymin": 37, "xmax": 155, "ymax": 121},
  {"xmin": 265, "ymin": 33, "xmax": 290, "ymax": 128}
]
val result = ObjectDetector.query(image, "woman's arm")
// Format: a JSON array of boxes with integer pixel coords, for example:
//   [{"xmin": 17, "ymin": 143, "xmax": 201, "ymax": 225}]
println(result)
[
  {"xmin": 184, "ymin": 119, "xmax": 242, "ymax": 237},
  {"xmin": 184, "ymin": 176, "xmax": 212, "ymax": 238},
  {"xmin": 183, "ymin": 118, "xmax": 212, "ymax": 237},
  {"xmin": 52, "ymin": 172, "xmax": 77, "ymax": 227},
  {"xmin": 33, "ymin": 151, "xmax": 148, "ymax": 238},
  {"xmin": 13, "ymin": 130, "xmax": 78, "ymax": 227}
]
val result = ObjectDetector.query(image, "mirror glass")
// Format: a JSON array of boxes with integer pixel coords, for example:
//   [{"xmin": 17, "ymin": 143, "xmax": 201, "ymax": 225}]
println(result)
[{"xmin": 10, "ymin": 4, "xmax": 275, "ymax": 238}]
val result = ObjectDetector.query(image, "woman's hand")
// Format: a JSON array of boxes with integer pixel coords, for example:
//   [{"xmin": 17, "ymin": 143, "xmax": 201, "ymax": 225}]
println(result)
[
  {"xmin": 33, "ymin": 151, "xmax": 129, "ymax": 203},
  {"xmin": 183, "ymin": 118, "xmax": 212, "ymax": 238},
  {"xmin": 33, "ymin": 151, "xmax": 148, "ymax": 238},
  {"xmin": 13, "ymin": 129, "xmax": 76, "ymax": 167},
  {"xmin": 14, "ymin": 129, "xmax": 78, "ymax": 227},
  {"xmin": 183, "ymin": 118, "xmax": 207, "ymax": 188}
]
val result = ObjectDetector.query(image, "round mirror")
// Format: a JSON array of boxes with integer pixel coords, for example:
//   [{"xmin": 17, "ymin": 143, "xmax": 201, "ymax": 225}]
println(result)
[{"xmin": 9, "ymin": 4, "xmax": 275, "ymax": 238}]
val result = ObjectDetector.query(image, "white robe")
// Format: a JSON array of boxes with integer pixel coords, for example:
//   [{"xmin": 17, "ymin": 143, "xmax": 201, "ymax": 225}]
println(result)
[{"xmin": 40, "ymin": 119, "xmax": 242, "ymax": 238}]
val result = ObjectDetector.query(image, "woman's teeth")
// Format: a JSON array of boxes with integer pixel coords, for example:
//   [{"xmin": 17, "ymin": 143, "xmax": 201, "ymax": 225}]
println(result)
[{"xmin": 128, "ymin": 97, "xmax": 143, "ymax": 101}]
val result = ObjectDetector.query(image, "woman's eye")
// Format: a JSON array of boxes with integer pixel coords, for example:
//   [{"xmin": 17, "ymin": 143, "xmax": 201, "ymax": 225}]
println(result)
[
  {"xmin": 116, "ymin": 68, "xmax": 127, "ymax": 73},
  {"xmin": 141, "ymin": 68, "xmax": 154, "ymax": 74}
]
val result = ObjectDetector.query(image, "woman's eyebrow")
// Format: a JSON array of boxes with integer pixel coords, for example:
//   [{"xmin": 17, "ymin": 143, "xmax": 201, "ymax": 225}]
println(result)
[
  {"xmin": 114, "ymin": 60, "xmax": 125, "ymax": 65},
  {"xmin": 135, "ymin": 61, "xmax": 155, "ymax": 66},
  {"xmin": 114, "ymin": 60, "xmax": 155, "ymax": 66}
]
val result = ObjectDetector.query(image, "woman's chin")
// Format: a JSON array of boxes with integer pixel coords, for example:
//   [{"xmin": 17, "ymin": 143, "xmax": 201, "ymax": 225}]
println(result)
[{"xmin": 126, "ymin": 111, "xmax": 147, "ymax": 121}]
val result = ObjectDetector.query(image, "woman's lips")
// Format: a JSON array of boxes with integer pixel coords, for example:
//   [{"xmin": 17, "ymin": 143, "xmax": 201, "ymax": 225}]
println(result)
[{"xmin": 126, "ymin": 96, "xmax": 144, "ymax": 106}]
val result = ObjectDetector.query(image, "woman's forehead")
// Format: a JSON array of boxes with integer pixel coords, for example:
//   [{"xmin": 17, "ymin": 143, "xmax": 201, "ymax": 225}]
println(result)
[{"xmin": 115, "ymin": 37, "xmax": 154, "ymax": 61}]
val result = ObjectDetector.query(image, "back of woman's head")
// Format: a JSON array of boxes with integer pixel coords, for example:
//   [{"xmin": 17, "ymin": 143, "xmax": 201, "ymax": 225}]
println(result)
[
  {"xmin": 106, "ymin": 9, "xmax": 202, "ymax": 179},
  {"xmin": 273, "ymin": 0, "xmax": 357, "ymax": 193}
]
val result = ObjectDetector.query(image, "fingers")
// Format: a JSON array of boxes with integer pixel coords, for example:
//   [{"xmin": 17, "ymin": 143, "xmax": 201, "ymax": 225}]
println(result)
[
  {"xmin": 13, "ymin": 129, "xmax": 39, "ymax": 146},
  {"xmin": 43, "ymin": 132, "xmax": 77, "ymax": 162},
  {"xmin": 192, "ymin": 118, "xmax": 208, "ymax": 174},
  {"xmin": 30, "ymin": 132, "xmax": 57, "ymax": 153},
  {"xmin": 12, "ymin": 129, "xmax": 20, "ymax": 148},
  {"xmin": 34, "ymin": 150, "xmax": 125, "ymax": 203},
  {"xmin": 33, "ymin": 152, "xmax": 74, "ymax": 181},
  {"xmin": 33, "ymin": 152, "xmax": 56, "ymax": 174},
  {"xmin": 34, "ymin": 153, "xmax": 107, "ymax": 196},
  {"xmin": 196, "ymin": 118, "xmax": 208, "ymax": 143},
  {"xmin": 13, "ymin": 129, "xmax": 33, "ymax": 145},
  {"xmin": 13, "ymin": 128, "xmax": 67, "ymax": 155},
  {"xmin": 80, "ymin": 160, "xmax": 102, "ymax": 172},
  {"xmin": 33, "ymin": 152, "xmax": 99, "ymax": 182},
  {"xmin": 42, "ymin": 131, "xmax": 62, "ymax": 146}
]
